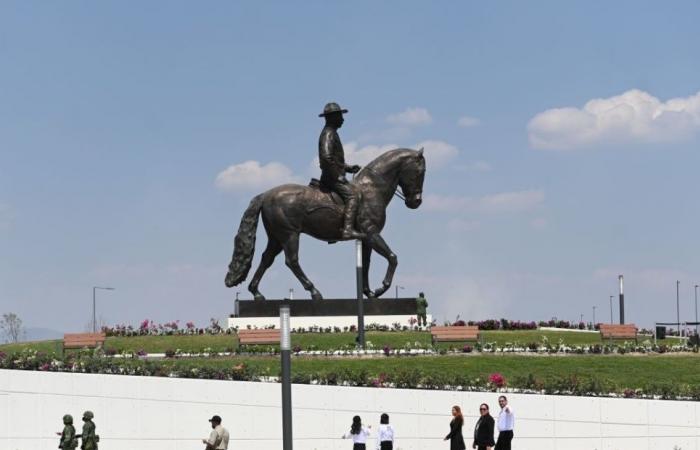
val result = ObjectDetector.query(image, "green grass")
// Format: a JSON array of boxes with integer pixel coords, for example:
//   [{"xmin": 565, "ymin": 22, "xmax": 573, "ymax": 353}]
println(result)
[
  {"xmin": 0, "ymin": 330, "xmax": 685, "ymax": 355},
  {"xmin": 106, "ymin": 354, "xmax": 700, "ymax": 392}
]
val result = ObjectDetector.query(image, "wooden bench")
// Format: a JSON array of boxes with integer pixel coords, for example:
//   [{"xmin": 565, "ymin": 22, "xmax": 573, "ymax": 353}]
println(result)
[
  {"xmin": 599, "ymin": 324, "xmax": 637, "ymax": 342},
  {"xmin": 63, "ymin": 333, "xmax": 106, "ymax": 350},
  {"xmin": 431, "ymin": 326, "xmax": 480, "ymax": 344},
  {"xmin": 237, "ymin": 329, "xmax": 281, "ymax": 346}
]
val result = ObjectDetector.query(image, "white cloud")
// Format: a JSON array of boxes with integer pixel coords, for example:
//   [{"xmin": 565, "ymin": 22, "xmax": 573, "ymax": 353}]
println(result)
[
  {"xmin": 415, "ymin": 140, "xmax": 459, "ymax": 169},
  {"xmin": 386, "ymin": 107, "xmax": 432, "ymax": 126},
  {"xmin": 311, "ymin": 139, "xmax": 459, "ymax": 171},
  {"xmin": 344, "ymin": 142, "xmax": 398, "ymax": 166},
  {"xmin": 457, "ymin": 115, "xmax": 481, "ymax": 127},
  {"xmin": 215, "ymin": 160, "xmax": 301, "ymax": 192},
  {"xmin": 424, "ymin": 189, "xmax": 545, "ymax": 213},
  {"xmin": 528, "ymin": 89, "xmax": 700, "ymax": 150}
]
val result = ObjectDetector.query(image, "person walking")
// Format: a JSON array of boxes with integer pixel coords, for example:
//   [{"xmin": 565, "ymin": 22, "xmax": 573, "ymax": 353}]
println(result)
[
  {"xmin": 444, "ymin": 405, "xmax": 466, "ymax": 450},
  {"xmin": 342, "ymin": 415, "xmax": 371, "ymax": 449},
  {"xmin": 472, "ymin": 403, "xmax": 495, "ymax": 450},
  {"xmin": 495, "ymin": 396, "xmax": 514, "ymax": 450},
  {"xmin": 75, "ymin": 411, "xmax": 98, "ymax": 450},
  {"xmin": 202, "ymin": 415, "xmax": 230, "ymax": 450},
  {"xmin": 376, "ymin": 413, "xmax": 395, "ymax": 450},
  {"xmin": 56, "ymin": 414, "xmax": 78, "ymax": 449}
]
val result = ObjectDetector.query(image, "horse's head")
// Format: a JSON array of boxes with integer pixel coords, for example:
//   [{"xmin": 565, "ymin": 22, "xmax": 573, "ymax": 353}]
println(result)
[{"xmin": 398, "ymin": 148, "xmax": 426, "ymax": 209}]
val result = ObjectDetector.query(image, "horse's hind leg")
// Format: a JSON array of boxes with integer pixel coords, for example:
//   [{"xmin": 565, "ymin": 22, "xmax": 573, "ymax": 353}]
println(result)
[
  {"xmin": 248, "ymin": 238, "xmax": 283, "ymax": 301},
  {"xmin": 282, "ymin": 233, "xmax": 323, "ymax": 300}
]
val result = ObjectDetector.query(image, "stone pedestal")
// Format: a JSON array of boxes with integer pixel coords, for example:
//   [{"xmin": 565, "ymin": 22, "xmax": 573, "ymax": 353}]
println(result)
[{"xmin": 227, "ymin": 298, "xmax": 431, "ymax": 330}]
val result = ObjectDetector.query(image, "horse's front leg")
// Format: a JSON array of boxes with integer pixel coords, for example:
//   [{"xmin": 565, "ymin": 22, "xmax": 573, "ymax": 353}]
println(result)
[
  {"xmin": 367, "ymin": 233, "xmax": 397, "ymax": 298},
  {"xmin": 361, "ymin": 240, "xmax": 376, "ymax": 299}
]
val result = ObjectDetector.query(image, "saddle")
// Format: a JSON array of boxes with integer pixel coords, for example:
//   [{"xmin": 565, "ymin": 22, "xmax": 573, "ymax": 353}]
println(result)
[{"xmin": 308, "ymin": 178, "xmax": 345, "ymax": 207}]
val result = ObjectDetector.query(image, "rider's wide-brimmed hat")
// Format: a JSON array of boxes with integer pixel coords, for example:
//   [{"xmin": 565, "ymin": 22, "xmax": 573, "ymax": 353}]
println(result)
[{"xmin": 318, "ymin": 102, "xmax": 348, "ymax": 117}]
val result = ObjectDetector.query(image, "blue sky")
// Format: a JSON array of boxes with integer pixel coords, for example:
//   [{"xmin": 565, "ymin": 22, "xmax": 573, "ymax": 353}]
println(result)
[{"xmin": 2, "ymin": 2, "xmax": 700, "ymax": 333}]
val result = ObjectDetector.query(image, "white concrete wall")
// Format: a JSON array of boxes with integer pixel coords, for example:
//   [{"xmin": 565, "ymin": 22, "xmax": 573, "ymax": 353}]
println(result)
[
  {"xmin": 0, "ymin": 369, "xmax": 698, "ymax": 450},
  {"xmin": 228, "ymin": 314, "xmax": 432, "ymax": 330}
]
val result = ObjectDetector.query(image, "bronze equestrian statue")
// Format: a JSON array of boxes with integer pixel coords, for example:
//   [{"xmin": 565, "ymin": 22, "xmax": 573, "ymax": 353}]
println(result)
[{"xmin": 225, "ymin": 103, "xmax": 426, "ymax": 300}]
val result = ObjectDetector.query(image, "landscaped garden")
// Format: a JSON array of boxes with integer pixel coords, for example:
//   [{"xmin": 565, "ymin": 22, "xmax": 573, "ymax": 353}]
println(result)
[{"xmin": 1, "ymin": 320, "xmax": 697, "ymax": 400}]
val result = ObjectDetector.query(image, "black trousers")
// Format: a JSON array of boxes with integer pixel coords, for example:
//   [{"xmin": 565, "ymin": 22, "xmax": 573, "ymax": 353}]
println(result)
[
  {"xmin": 380, "ymin": 441, "xmax": 393, "ymax": 450},
  {"xmin": 495, "ymin": 430, "xmax": 513, "ymax": 450},
  {"xmin": 353, "ymin": 444, "xmax": 366, "ymax": 450}
]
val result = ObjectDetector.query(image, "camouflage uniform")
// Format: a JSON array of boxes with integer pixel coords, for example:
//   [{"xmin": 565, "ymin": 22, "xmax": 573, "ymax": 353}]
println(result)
[
  {"xmin": 416, "ymin": 293, "xmax": 428, "ymax": 327},
  {"xmin": 59, "ymin": 415, "xmax": 78, "ymax": 449},
  {"xmin": 78, "ymin": 411, "xmax": 98, "ymax": 450}
]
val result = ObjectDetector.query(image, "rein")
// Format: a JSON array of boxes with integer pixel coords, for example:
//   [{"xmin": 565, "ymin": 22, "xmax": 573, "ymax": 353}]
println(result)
[{"xmin": 355, "ymin": 166, "xmax": 406, "ymax": 201}]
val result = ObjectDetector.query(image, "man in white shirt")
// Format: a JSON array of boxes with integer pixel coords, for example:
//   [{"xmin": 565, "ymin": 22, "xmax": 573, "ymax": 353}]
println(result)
[
  {"xmin": 202, "ymin": 415, "xmax": 230, "ymax": 450},
  {"xmin": 495, "ymin": 396, "xmax": 514, "ymax": 450}
]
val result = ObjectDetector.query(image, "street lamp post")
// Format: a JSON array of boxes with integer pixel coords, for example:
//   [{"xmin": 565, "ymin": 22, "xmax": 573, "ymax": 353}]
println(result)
[
  {"xmin": 279, "ymin": 304, "xmax": 293, "ymax": 450},
  {"xmin": 676, "ymin": 280, "xmax": 681, "ymax": 337},
  {"xmin": 395, "ymin": 285, "xmax": 404, "ymax": 299},
  {"xmin": 609, "ymin": 295, "xmax": 614, "ymax": 324},
  {"xmin": 592, "ymin": 306, "xmax": 597, "ymax": 327},
  {"xmin": 695, "ymin": 285, "xmax": 698, "ymax": 336},
  {"xmin": 92, "ymin": 286, "xmax": 115, "ymax": 333},
  {"xmin": 355, "ymin": 240, "xmax": 365, "ymax": 349}
]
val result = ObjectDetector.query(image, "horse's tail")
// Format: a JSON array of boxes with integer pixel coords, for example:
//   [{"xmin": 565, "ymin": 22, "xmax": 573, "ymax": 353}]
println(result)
[{"xmin": 225, "ymin": 193, "xmax": 264, "ymax": 287}]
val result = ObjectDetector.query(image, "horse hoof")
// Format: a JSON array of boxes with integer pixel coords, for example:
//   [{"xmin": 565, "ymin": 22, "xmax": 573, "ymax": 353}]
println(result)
[
  {"xmin": 365, "ymin": 290, "xmax": 377, "ymax": 299},
  {"xmin": 311, "ymin": 290, "xmax": 323, "ymax": 301},
  {"xmin": 253, "ymin": 294, "xmax": 265, "ymax": 301}
]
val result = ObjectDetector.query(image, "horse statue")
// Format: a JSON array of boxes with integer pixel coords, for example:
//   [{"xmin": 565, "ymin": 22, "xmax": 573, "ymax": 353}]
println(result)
[{"xmin": 224, "ymin": 148, "xmax": 426, "ymax": 300}]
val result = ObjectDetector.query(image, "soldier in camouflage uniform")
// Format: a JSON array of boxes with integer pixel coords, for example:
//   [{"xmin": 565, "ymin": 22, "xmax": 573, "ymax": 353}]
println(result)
[
  {"xmin": 416, "ymin": 292, "xmax": 429, "ymax": 327},
  {"xmin": 76, "ymin": 411, "xmax": 99, "ymax": 450},
  {"xmin": 56, "ymin": 414, "xmax": 78, "ymax": 449}
]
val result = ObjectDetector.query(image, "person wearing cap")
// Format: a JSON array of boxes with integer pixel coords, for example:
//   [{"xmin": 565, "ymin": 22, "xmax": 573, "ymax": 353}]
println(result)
[
  {"xmin": 75, "ymin": 411, "xmax": 98, "ymax": 450},
  {"xmin": 202, "ymin": 415, "xmax": 230, "ymax": 450},
  {"xmin": 318, "ymin": 102, "xmax": 365, "ymax": 240},
  {"xmin": 56, "ymin": 414, "xmax": 78, "ymax": 449}
]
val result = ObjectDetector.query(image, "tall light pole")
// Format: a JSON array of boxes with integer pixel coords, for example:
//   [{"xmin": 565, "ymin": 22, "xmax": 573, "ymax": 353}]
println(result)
[
  {"xmin": 592, "ymin": 306, "xmax": 597, "ymax": 327},
  {"xmin": 92, "ymin": 286, "xmax": 115, "ymax": 333},
  {"xmin": 695, "ymin": 284, "xmax": 698, "ymax": 336},
  {"xmin": 395, "ymin": 285, "xmax": 404, "ymax": 299},
  {"xmin": 579, "ymin": 313, "xmax": 584, "ymax": 324},
  {"xmin": 279, "ymin": 304, "xmax": 293, "ymax": 450},
  {"xmin": 355, "ymin": 240, "xmax": 365, "ymax": 349},
  {"xmin": 609, "ymin": 295, "xmax": 614, "ymax": 324},
  {"xmin": 676, "ymin": 280, "xmax": 681, "ymax": 337},
  {"xmin": 618, "ymin": 275, "xmax": 625, "ymax": 324}
]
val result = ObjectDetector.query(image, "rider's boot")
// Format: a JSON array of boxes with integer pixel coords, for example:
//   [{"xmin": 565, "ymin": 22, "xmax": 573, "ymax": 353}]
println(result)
[{"xmin": 340, "ymin": 198, "xmax": 365, "ymax": 240}]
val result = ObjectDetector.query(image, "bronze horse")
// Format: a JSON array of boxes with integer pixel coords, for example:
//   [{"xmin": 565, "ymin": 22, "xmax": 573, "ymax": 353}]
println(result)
[{"xmin": 225, "ymin": 148, "xmax": 426, "ymax": 300}]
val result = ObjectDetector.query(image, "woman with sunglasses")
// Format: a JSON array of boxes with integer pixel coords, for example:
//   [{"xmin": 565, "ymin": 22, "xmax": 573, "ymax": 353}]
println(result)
[
  {"xmin": 444, "ymin": 405, "xmax": 466, "ymax": 449},
  {"xmin": 472, "ymin": 403, "xmax": 495, "ymax": 450}
]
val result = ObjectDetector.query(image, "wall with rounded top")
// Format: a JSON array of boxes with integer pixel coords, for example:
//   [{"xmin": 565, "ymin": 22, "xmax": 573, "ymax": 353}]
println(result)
[{"xmin": 0, "ymin": 369, "xmax": 698, "ymax": 450}]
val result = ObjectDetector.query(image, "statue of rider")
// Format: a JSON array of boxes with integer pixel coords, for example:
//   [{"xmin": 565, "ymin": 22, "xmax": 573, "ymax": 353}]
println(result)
[{"xmin": 318, "ymin": 102, "xmax": 365, "ymax": 240}]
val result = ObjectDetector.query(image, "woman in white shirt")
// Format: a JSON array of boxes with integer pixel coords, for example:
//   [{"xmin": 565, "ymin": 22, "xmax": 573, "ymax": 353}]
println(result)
[
  {"xmin": 376, "ymin": 413, "xmax": 395, "ymax": 450},
  {"xmin": 342, "ymin": 415, "xmax": 371, "ymax": 450}
]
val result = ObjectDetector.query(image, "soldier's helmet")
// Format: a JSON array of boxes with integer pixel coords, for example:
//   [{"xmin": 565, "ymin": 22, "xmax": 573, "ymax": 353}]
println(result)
[
  {"xmin": 63, "ymin": 414, "xmax": 73, "ymax": 424},
  {"xmin": 82, "ymin": 411, "xmax": 94, "ymax": 420}
]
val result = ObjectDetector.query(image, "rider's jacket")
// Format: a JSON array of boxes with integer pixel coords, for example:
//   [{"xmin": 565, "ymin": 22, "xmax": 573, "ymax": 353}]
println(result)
[{"xmin": 318, "ymin": 126, "xmax": 346, "ymax": 184}]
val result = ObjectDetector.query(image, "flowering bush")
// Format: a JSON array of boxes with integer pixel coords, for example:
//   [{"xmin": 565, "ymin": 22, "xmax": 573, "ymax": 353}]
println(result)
[
  {"xmin": 488, "ymin": 372, "xmax": 506, "ymax": 388},
  {"xmin": 462, "ymin": 345, "xmax": 473, "ymax": 353},
  {"xmin": 102, "ymin": 319, "xmax": 233, "ymax": 337}
]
